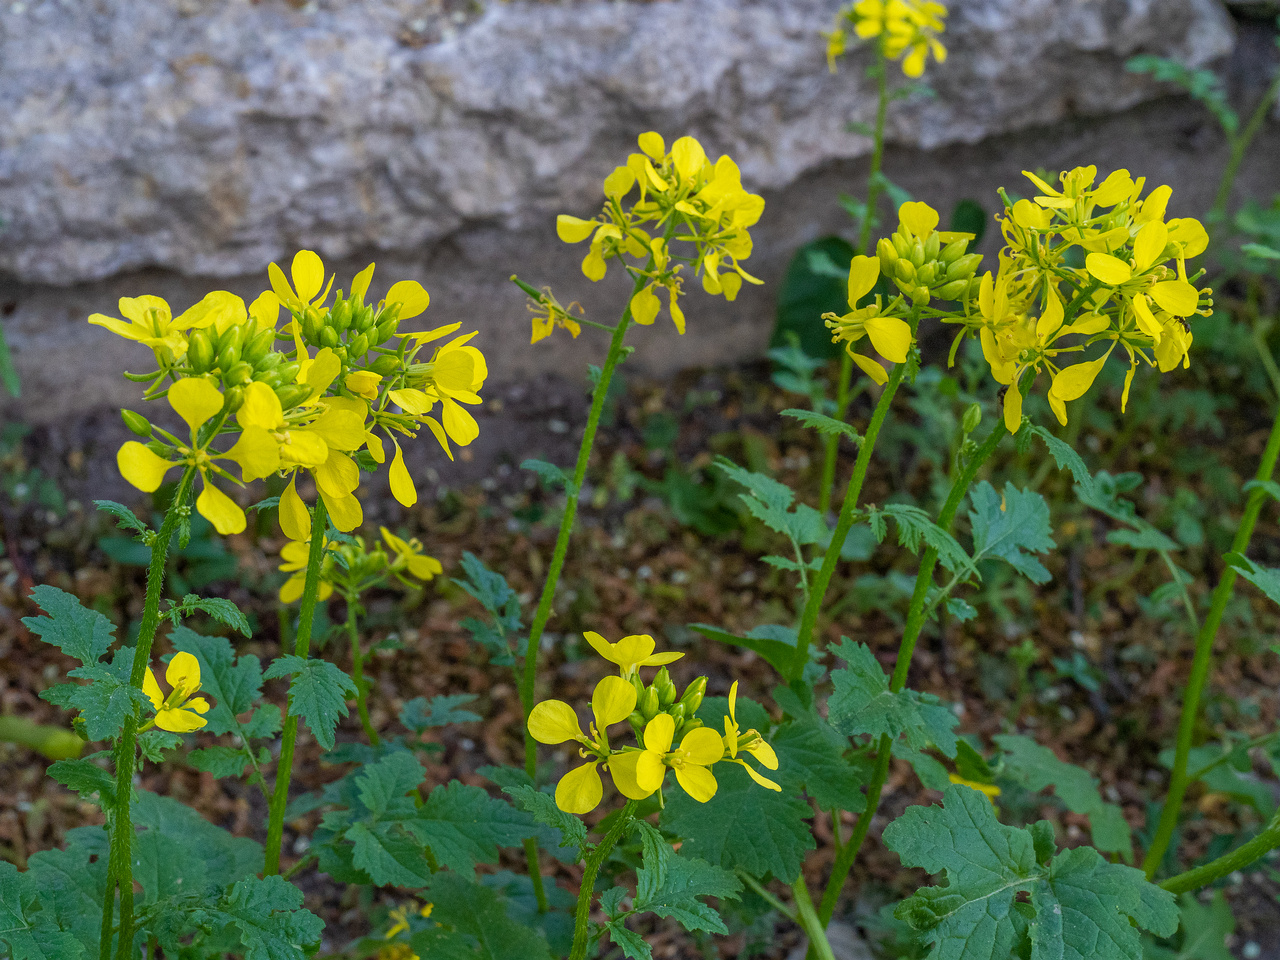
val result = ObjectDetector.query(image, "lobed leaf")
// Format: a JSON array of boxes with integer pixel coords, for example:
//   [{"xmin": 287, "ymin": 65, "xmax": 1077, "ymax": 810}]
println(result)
[
  {"xmin": 401, "ymin": 694, "xmax": 483, "ymax": 732},
  {"xmin": 263, "ymin": 655, "xmax": 356, "ymax": 751},
  {"xmin": 968, "ymin": 481, "xmax": 1055, "ymax": 584},
  {"xmin": 22, "ymin": 586, "xmax": 116, "ymax": 667}
]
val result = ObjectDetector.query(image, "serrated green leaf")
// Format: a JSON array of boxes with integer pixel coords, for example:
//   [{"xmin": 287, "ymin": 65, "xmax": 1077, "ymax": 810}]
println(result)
[
  {"xmin": 0, "ymin": 860, "xmax": 85, "ymax": 960},
  {"xmin": 21, "ymin": 586, "xmax": 116, "ymax": 666},
  {"xmin": 414, "ymin": 782, "xmax": 540, "ymax": 876},
  {"xmin": 1109, "ymin": 528, "xmax": 1179, "ymax": 551},
  {"xmin": 130, "ymin": 790, "xmax": 264, "ymax": 900},
  {"xmin": 968, "ymin": 482, "xmax": 1055, "ymax": 584},
  {"xmin": 772, "ymin": 713, "xmax": 868, "ymax": 812},
  {"xmin": 172, "ymin": 627, "xmax": 265, "ymax": 736},
  {"xmin": 945, "ymin": 597, "xmax": 977, "ymax": 622},
  {"xmin": 22, "ymin": 827, "xmax": 111, "ymax": 953},
  {"xmin": 885, "ymin": 786, "xmax": 1176, "ymax": 960},
  {"xmin": 401, "ymin": 694, "xmax": 482, "ymax": 732},
  {"xmin": 241, "ymin": 704, "xmax": 282, "ymax": 740},
  {"xmin": 453, "ymin": 552, "xmax": 520, "ymax": 616},
  {"xmin": 603, "ymin": 918, "xmax": 652, "ymax": 960},
  {"xmin": 421, "ymin": 872, "xmax": 553, "ymax": 960},
  {"xmin": 348, "ymin": 820, "xmax": 432, "ymax": 888},
  {"xmin": 47, "ymin": 756, "xmax": 116, "ymax": 807},
  {"xmin": 94, "ymin": 499, "xmax": 149, "ymax": 537},
  {"xmin": 661, "ymin": 761, "xmax": 814, "ymax": 882},
  {"xmin": 870, "ymin": 505, "xmax": 974, "ymax": 577},
  {"xmin": 1225, "ymin": 553, "xmax": 1280, "ymax": 608},
  {"xmin": 780, "ymin": 409, "xmax": 862, "ymax": 444},
  {"xmin": 499, "ymin": 783, "xmax": 588, "ymax": 862},
  {"xmin": 263, "ymin": 655, "xmax": 356, "ymax": 750},
  {"xmin": 54, "ymin": 646, "xmax": 148, "ymax": 742},
  {"xmin": 716, "ymin": 458, "xmax": 828, "ymax": 547},
  {"xmin": 188, "ymin": 745, "xmax": 253, "ymax": 780},
  {"xmin": 214, "ymin": 875, "xmax": 324, "ymax": 960},
  {"xmin": 1027, "ymin": 425, "xmax": 1095, "ymax": 497},
  {"xmin": 521, "ymin": 458, "xmax": 572, "ymax": 492},
  {"xmin": 828, "ymin": 640, "xmax": 959, "ymax": 757},
  {"xmin": 632, "ymin": 842, "xmax": 741, "ymax": 935},
  {"xmin": 995, "ymin": 734, "xmax": 1131, "ymax": 856},
  {"xmin": 175, "ymin": 596, "xmax": 252, "ymax": 637}
]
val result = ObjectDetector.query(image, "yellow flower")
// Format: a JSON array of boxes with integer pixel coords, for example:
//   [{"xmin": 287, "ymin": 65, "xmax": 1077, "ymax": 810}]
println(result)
[
  {"xmin": 528, "ymin": 287, "xmax": 584, "ymax": 344},
  {"xmin": 142, "ymin": 651, "xmax": 211, "ymax": 733},
  {"xmin": 584, "ymin": 631, "xmax": 684, "ymax": 678},
  {"xmin": 528, "ymin": 676, "xmax": 638, "ymax": 814},
  {"xmin": 386, "ymin": 327, "xmax": 489, "ymax": 473},
  {"xmin": 823, "ymin": 255, "xmax": 913, "ymax": 384},
  {"xmin": 88, "ymin": 295, "xmax": 188, "ymax": 364},
  {"xmin": 719, "ymin": 681, "xmax": 781, "ymax": 790},
  {"xmin": 267, "ymin": 249, "xmax": 334, "ymax": 312},
  {"xmin": 277, "ymin": 537, "xmax": 336, "ymax": 604},
  {"xmin": 840, "ymin": 0, "xmax": 948, "ymax": 77},
  {"xmin": 380, "ymin": 526, "xmax": 444, "ymax": 582},
  {"xmin": 613, "ymin": 712, "xmax": 725, "ymax": 803},
  {"xmin": 116, "ymin": 377, "xmax": 272, "ymax": 535}
]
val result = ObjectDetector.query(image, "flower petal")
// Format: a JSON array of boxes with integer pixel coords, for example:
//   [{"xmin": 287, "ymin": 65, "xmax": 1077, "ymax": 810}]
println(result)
[
  {"xmin": 635, "ymin": 751, "xmax": 667, "ymax": 793},
  {"xmin": 608, "ymin": 751, "xmax": 656, "ymax": 800},
  {"xmin": 1002, "ymin": 384, "xmax": 1024, "ymax": 434},
  {"xmin": 850, "ymin": 350, "xmax": 889, "ymax": 385},
  {"xmin": 1050, "ymin": 354, "xmax": 1109, "ymax": 403},
  {"xmin": 898, "ymin": 201, "xmax": 939, "ymax": 240},
  {"xmin": 613, "ymin": 634, "xmax": 657, "ymax": 671},
  {"xmin": 675, "ymin": 763, "xmax": 718, "ymax": 803},
  {"xmin": 386, "ymin": 280, "xmax": 431, "ymax": 320},
  {"xmin": 1149, "ymin": 280, "xmax": 1199, "ymax": 317},
  {"xmin": 169, "ymin": 378, "xmax": 224, "ymax": 433},
  {"xmin": 737, "ymin": 759, "xmax": 782, "ymax": 791},
  {"xmin": 864, "ymin": 315, "xmax": 912, "ymax": 364},
  {"xmin": 292, "ymin": 250, "xmax": 325, "ymax": 304},
  {"xmin": 118, "ymin": 442, "xmax": 176, "ymax": 493},
  {"xmin": 846, "ymin": 255, "xmax": 880, "ymax": 307},
  {"xmin": 239, "ymin": 381, "xmax": 285, "ymax": 431},
  {"xmin": 165, "ymin": 651, "xmax": 202, "ymax": 700},
  {"xmin": 389, "ymin": 442, "xmax": 417, "ymax": 507},
  {"xmin": 591, "ymin": 675, "xmax": 638, "ymax": 730},
  {"xmin": 528, "ymin": 700, "xmax": 583, "ymax": 744},
  {"xmin": 225, "ymin": 426, "xmax": 281, "ymax": 482},
  {"xmin": 643, "ymin": 713, "xmax": 676, "ymax": 755},
  {"xmin": 320, "ymin": 488, "xmax": 363, "ymax": 533},
  {"xmin": 1085, "ymin": 252, "xmax": 1132, "ymax": 286},
  {"xmin": 1133, "ymin": 220, "xmax": 1169, "ymax": 273},
  {"xmin": 555, "ymin": 763, "xmax": 603, "ymax": 815},
  {"xmin": 143, "ymin": 668, "xmax": 164, "ymax": 711},
  {"xmin": 279, "ymin": 475, "xmax": 311, "ymax": 542},
  {"xmin": 677, "ymin": 727, "xmax": 725, "ymax": 766},
  {"xmin": 197, "ymin": 482, "xmax": 246, "ymax": 536}
]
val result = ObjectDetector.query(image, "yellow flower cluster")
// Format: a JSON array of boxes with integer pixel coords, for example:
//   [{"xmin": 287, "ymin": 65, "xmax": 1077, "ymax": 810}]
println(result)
[
  {"xmin": 826, "ymin": 0, "xmax": 948, "ymax": 77},
  {"xmin": 957, "ymin": 167, "xmax": 1211, "ymax": 432},
  {"xmin": 551, "ymin": 132, "xmax": 764, "ymax": 338},
  {"xmin": 528, "ymin": 632, "xmax": 779, "ymax": 814},
  {"xmin": 824, "ymin": 200, "xmax": 981, "ymax": 384},
  {"xmin": 92, "ymin": 252, "xmax": 488, "ymax": 538},
  {"xmin": 276, "ymin": 526, "xmax": 442, "ymax": 604}
]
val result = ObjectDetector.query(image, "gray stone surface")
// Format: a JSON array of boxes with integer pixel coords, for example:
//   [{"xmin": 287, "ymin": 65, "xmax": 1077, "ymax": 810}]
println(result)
[{"xmin": 0, "ymin": 0, "xmax": 1262, "ymax": 430}]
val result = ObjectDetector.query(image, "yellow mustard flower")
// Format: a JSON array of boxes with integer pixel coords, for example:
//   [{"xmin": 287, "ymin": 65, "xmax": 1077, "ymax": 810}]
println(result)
[
  {"xmin": 88, "ymin": 295, "xmax": 189, "ymax": 366},
  {"xmin": 276, "ymin": 537, "xmax": 337, "ymax": 604},
  {"xmin": 142, "ymin": 651, "xmax": 210, "ymax": 733},
  {"xmin": 528, "ymin": 676, "xmax": 637, "ymax": 814},
  {"xmin": 584, "ymin": 631, "xmax": 684, "ymax": 679},
  {"xmin": 823, "ymin": 255, "xmax": 913, "ymax": 384},
  {"xmin": 834, "ymin": 0, "xmax": 948, "ymax": 77},
  {"xmin": 527, "ymin": 287, "xmax": 584, "ymax": 344},
  {"xmin": 719, "ymin": 681, "xmax": 781, "ymax": 790},
  {"xmin": 611, "ymin": 712, "xmax": 725, "ymax": 803},
  {"xmin": 380, "ymin": 527, "xmax": 444, "ymax": 582}
]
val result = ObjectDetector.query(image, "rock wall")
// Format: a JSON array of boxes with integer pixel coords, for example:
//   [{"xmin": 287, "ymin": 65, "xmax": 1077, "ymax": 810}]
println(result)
[{"xmin": 0, "ymin": 0, "xmax": 1260, "ymax": 429}]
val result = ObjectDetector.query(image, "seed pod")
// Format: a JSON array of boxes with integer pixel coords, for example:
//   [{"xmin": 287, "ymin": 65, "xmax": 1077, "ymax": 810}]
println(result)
[
  {"xmin": 320, "ymin": 327, "xmax": 340, "ymax": 349},
  {"xmin": 275, "ymin": 383, "xmax": 312, "ymax": 410},
  {"xmin": 226, "ymin": 361, "xmax": 254, "ymax": 387},
  {"xmin": 962, "ymin": 402, "xmax": 982, "ymax": 434},
  {"xmin": 222, "ymin": 385, "xmax": 245, "ymax": 414},
  {"xmin": 924, "ymin": 231, "xmax": 941, "ymax": 261},
  {"xmin": 641, "ymin": 686, "xmax": 661, "ymax": 721},
  {"xmin": 121, "ymin": 409, "xmax": 152, "ymax": 438},
  {"xmin": 370, "ymin": 354, "xmax": 400, "ymax": 377},
  {"xmin": 916, "ymin": 262, "xmax": 938, "ymax": 287},
  {"xmin": 909, "ymin": 238, "xmax": 926, "ymax": 267},
  {"xmin": 935, "ymin": 279, "xmax": 969, "ymax": 300},
  {"xmin": 188, "ymin": 328, "xmax": 215, "ymax": 374},
  {"xmin": 349, "ymin": 333, "xmax": 369, "ymax": 359},
  {"xmin": 891, "ymin": 232, "xmax": 912, "ymax": 260},
  {"xmin": 939, "ymin": 238, "xmax": 969, "ymax": 265},
  {"xmin": 896, "ymin": 259, "xmax": 916, "ymax": 283}
]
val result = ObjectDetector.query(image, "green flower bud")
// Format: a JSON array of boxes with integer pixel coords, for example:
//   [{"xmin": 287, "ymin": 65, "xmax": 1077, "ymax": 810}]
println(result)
[
  {"xmin": 254, "ymin": 351, "xmax": 284, "ymax": 374},
  {"xmin": 935, "ymin": 279, "xmax": 969, "ymax": 300},
  {"xmin": 641, "ymin": 686, "xmax": 661, "ymax": 721},
  {"xmin": 222, "ymin": 385, "xmax": 245, "ymax": 414},
  {"xmin": 877, "ymin": 236, "xmax": 898, "ymax": 269},
  {"xmin": 243, "ymin": 327, "xmax": 276, "ymax": 365},
  {"xmin": 275, "ymin": 383, "xmax": 312, "ymax": 410},
  {"xmin": 924, "ymin": 231, "xmax": 941, "ymax": 261},
  {"xmin": 188, "ymin": 328, "xmax": 215, "ymax": 374},
  {"xmin": 911, "ymin": 285, "xmax": 931, "ymax": 306},
  {"xmin": 215, "ymin": 343, "xmax": 241, "ymax": 373},
  {"xmin": 349, "ymin": 333, "xmax": 370, "ymax": 359},
  {"xmin": 947, "ymin": 253, "xmax": 983, "ymax": 282},
  {"xmin": 277, "ymin": 361, "xmax": 302, "ymax": 383},
  {"xmin": 677, "ymin": 676, "xmax": 706, "ymax": 715},
  {"xmin": 330, "ymin": 298, "xmax": 353, "ymax": 333},
  {"xmin": 215, "ymin": 323, "xmax": 244, "ymax": 355},
  {"xmin": 891, "ymin": 232, "xmax": 912, "ymax": 260},
  {"xmin": 962, "ymin": 402, "xmax": 982, "ymax": 435},
  {"xmin": 896, "ymin": 259, "xmax": 916, "ymax": 283},
  {"xmin": 302, "ymin": 306, "xmax": 325, "ymax": 344},
  {"xmin": 909, "ymin": 238, "xmax": 926, "ymax": 268},
  {"xmin": 667, "ymin": 702, "xmax": 686, "ymax": 725},
  {"xmin": 71, "ymin": 717, "xmax": 89, "ymax": 742},
  {"xmin": 628, "ymin": 710, "xmax": 645, "ymax": 730},
  {"xmin": 375, "ymin": 315, "xmax": 401, "ymax": 344},
  {"xmin": 320, "ymin": 326, "xmax": 340, "ymax": 349},
  {"xmin": 654, "ymin": 667, "xmax": 676, "ymax": 707},
  {"xmin": 370, "ymin": 354, "xmax": 400, "ymax": 377},
  {"xmin": 355, "ymin": 305, "xmax": 376, "ymax": 334},
  {"xmin": 632, "ymin": 674, "xmax": 646, "ymax": 700},
  {"xmin": 917, "ymin": 262, "xmax": 938, "ymax": 287},
  {"xmin": 939, "ymin": 238, "xmax": 969, "ymax": 264},
  {"xmin": 121, "ymin": 409, "xmax": 152, "ymax": 438},
  {"xmin": 226, "ymin": 361, "xmax": 254, "ymax": 387}
]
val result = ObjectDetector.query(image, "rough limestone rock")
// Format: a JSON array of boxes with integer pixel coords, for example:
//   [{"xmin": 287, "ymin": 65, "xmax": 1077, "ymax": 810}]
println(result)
[{"xmin": 0, "ymin": 0, "xmax": 1234, "ymax": 284}]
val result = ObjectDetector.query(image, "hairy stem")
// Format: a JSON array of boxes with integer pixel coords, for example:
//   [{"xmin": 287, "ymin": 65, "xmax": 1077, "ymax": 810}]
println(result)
[
  {"xmin": 264, "ymin": 496, "xmax": 329, "ymax": 876},
  {"xmin": 1143, "ymin": 404, "xmax": 1280, "ymax": 877},
  {"xmin": 1162, "ymin": 808, "xmax": 1280, "ymax": 894},
  {"xmin": 817, "ymin": 420, "xmax": 1007, "ymax": 924},
  {"xmin": 105, "ymin": 468, "xmax": 194, "ymax": 960},
  {"xmin": 344, "ymin": 595, "xmax": 379, "ymax": 747},
  {"xmin": 568, "ymin": 803, "xmax": 637, "ymax": 960}
]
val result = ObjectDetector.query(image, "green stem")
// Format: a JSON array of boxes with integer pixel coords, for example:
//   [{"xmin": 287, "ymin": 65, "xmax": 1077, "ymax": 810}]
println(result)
[
  {"xmin": 790, "ymin": 363, "xmax": 906, "ymax": 681},
  {"xmin": 793, "ymin": 875, "xmax": 838, "ymax": 960},
  {"xmin": 1161, "ymin": 809, "xmax": 1280, "ymax": 894},
  {"xmin": 1142, "ymin": 404, "xmax": 1280, "ymax": 877},
  {"xmin": 816, "ymin": 421, "xmax": 1007, "ymax": 924},
  {"xmin": 568, "ymin": 802, "xmax": 636, "ymax": 960},
  {"xmin": 105, "ymin": 468, "xmax": 195, "ymax": 960},
  {"xmin": 344, "ymin": 595, "xmax": 379, "ymax": 747},
  {"xmin": 264, "ymin": 496, "xmax": 329, "ymax": 877},
  {"xmin": 1210, "ymin": 66, "xmax": 1280, "ymax": 234}
]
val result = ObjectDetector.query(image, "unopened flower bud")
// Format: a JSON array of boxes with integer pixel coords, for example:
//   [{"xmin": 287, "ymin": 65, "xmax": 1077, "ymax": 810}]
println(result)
[
  {"xmin": 667, "ymin": 703, "xmax": 686, "ymax": 725},
  {"xmin": 916, "ymin": 262, "xmax": 938, "ymax": 287},
  {"xmin": 370, "ymin": 354, "xmax": 400, "ymax": 377},
  {"xmin": 188, "ymin": 329, "xmax": 215, "ymax": 374},
  {"xmin": 254, "ymin": 351, "xmax": 283, "ymax": 374},
  {"xmin": 355, "ymin": 306, "xmax": 376, "ymax": 334},
  {"xmin": 911, "ymin": 285, "xmax": 931, "ymax": 306},
  {"xmin": 330, "ymin": 298, "xmax": 353, "ymax": 333},
  {"xmin": 320, "ymin": 327, "xmax": 340, "ymax": 349},
  {"xmin": 909, "ymin": 238, "xmax": 926, "ymax": 267},
  {"xmin": 655, "ymin": 667, "xmax": 677, "ymax": 707},
  {"xmin": 677, "ymin": 676, "xmax": 706, "ymax": 715},
  {"xmin": 226, "ymin": 361, "xmax": 253, "ymax": 387},
  {"xmin": 939, "ymin": 238, "xmax": 969, "ymax": 265},
  {"xmin": 947, "ymin": 253, "xmax": 983, "ymax": 282},
  {"xmin": 121, "ymin": 409, "xmax": 152, "ymax": 438},
  {"xmin": 896, "ymin": 260, "xmax": 917, "ymax": 283},
  {"xmin": 276, "ymin": 383, "xmax": 312, "ymax": 410},
  {"xmin": 640, "ymin": 686, "xmax": 661, "ymax": 721},
  {"xmin": 222, "ymin": 385, "xmax": 245, "ymax": 414},
  {"xmin": 243, "ymin": 327, "xmax": 276, "ymax": 365},
  {"xmin": 375, "ymin": 315, "xmax": 401, "ymax": 344},
  {"xmin": 349, "ymin": 333, "xmax": 370, "ymax": 358},
  {"xmin": 277, "ymin": 361, "xmax": 302, "ymax": 384},
  {"xmin": 877, "ymin": 237, "xmax": 897, "ymax": 272},
  {"xmin": 302, "ymin": 306, "xmax": 325, "ymax": 344},
  {"xmin": 924, "ymin": 232, "xmax": 941, "ymax": 261},
  {"xmin": 962, "ymin": 402, "xmax": 982, "ymax": 435},
  {"xmin": 935, "ymin": 279, "xmax": 969, "ymax": 300},
  {"xmin": 891, "ymin": 233, "xmax": 912, "ymax": 260}
]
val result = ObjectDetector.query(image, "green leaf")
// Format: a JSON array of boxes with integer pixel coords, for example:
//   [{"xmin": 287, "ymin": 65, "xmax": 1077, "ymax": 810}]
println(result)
[
  {"xmin": 172, "ymin": 596, "xmax": 252, "ymax": 637},
  {"xmin": 22, "ymin": 828, "xmax": 111, "ymax": 953},
  {"xmin": 885, "ymin": 786, "xmax": 1177, "ymax": 960},
  {"xmin": 188, "ymin": 745, "xmax": 254, "ymax": 780},
  {"xmin": 630, "ymin": 823, "xmax": 741, "ymax": 936},
  {"xmin": 21, "ymin": 586, "xmax": 116, "ymax": 667},
  {"xmin": 263, "ymin": 655, "xmax": 356, "ymax": 751},
  {"xmin": 453, "ymin": 552, "xmax": 520, "ymax": 616},
  {"xmin": 602, "ymin": 918, "xmax": 652, "ymax": 960},
  {"xmin": 1027, "ymin": 424, "xmax": 1095, "ymax": 496},
  {"xmin": 968, "ymin": 482, "xmax": 1055, "ymax": 584},
  {"xmin": 421, "ymin": 872, "xmax": 553, "ymax": 960},
  {"xmin": 209, "ymin": 875, "xmax": 324, "ymax": 960},
  {"xmin": 499, "ymin": 783, "xmax": 588, "ymax": 862},
  {"xmin": 415, "ymin": 781, "xmax": 542, "ymax": 876},
  {"xmin": 241, "ymin": 704, "xmax": 282, "ymax": 740},
  {"xmin": 130, "ymin": 790, "xmax": 263, "ymax": 900},
  {"xmin": 772, "ymin": 712, "xmax": 868, "ymax": 812},
  {"xmin": 521, "ymin": 458, "xmax": 572, "ymax": 492},
  {"xmin": 1242, "ymin": 242, "xmax": 1280, "ymax": 260},
  {"xmin": 0, "ymin": 861, "xmax": 84, "ymax": 960},
  {"xmin": 47, "ymin": 647, "xmax": 148, "ymax": 743},
  {"xmin": 689, "ymin": 623, "xmax": 799, "ymax": 677},
  {"xmin": 1173, "ymin": 891, "xmax": 1233, "ymax": 960},
  {"xmin": 172, "ymin": 627, "xmax": 264, "ymax": 736},
  {"xmin": 47, "ymin": 756, "xmax": 116, "ymax": 807},
  {"xmin": 1109, "ymin": 528, "xmax": 1179, "ymax": 551},
  {"xmin": 868, "ymin": 505, "xmax": 974, "ymax": 577},
  {"xmin": 661, "ymin": 761, "xmax": 815, "ymax": 881},
  {"xmin": 780, "ymin": 409, "xmax": 862, "ymax": 444},
  {"xmin": 401, "ymin": 694, "xmax": 482, "ymax": 732},
  {"xmin": 716, "ymin": 458, "xmax": 828, "ymax": 547},
  {"xmin": 1225, "ymin": 553, "xmax": 1280, "ymax": 608},
  {"xmin": 93, "ymin": 499, "xmax": 149, "ymax": 538},
  {"xmin": 994, "ymin": 734, "xmax": 1131, "ymax": 856},
  {"xmin": 828, "ymin": 640, "xmax": 959, "ymax": 758},
  {"xmin": 949, "ymin": 199, "xmax": 987, "ymax": 246}
]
